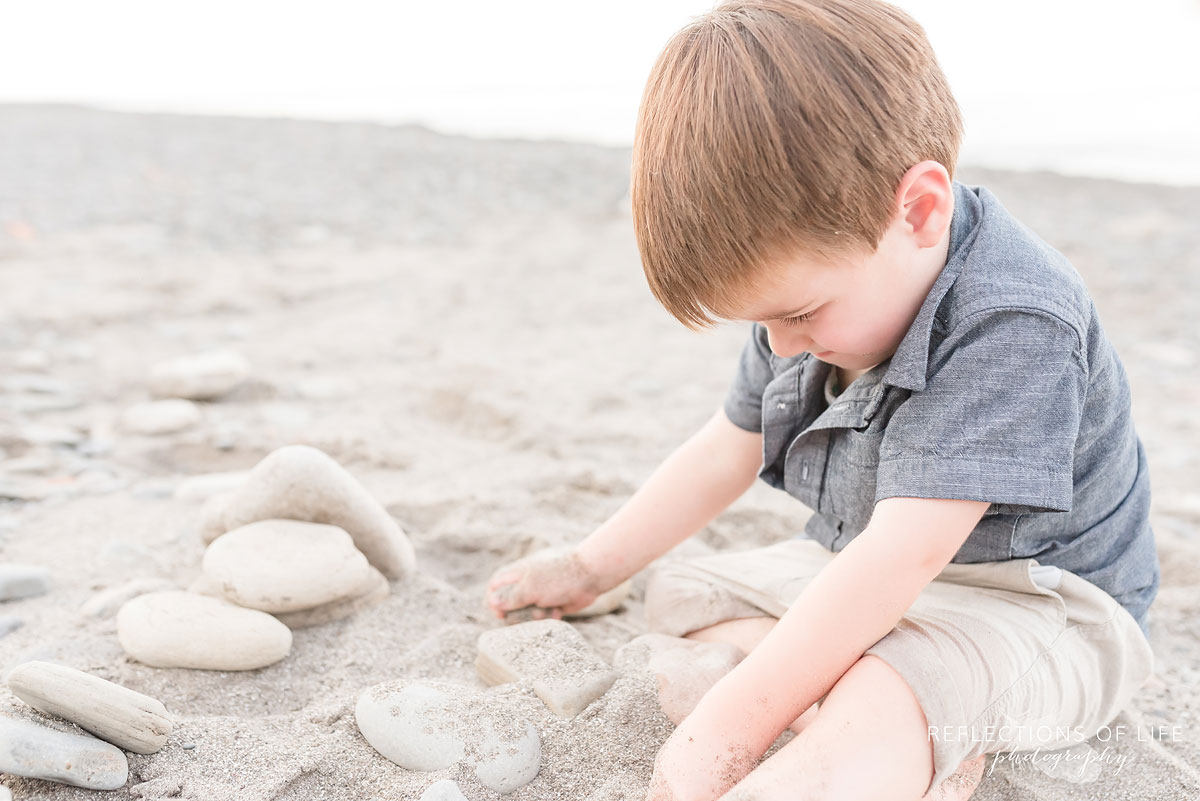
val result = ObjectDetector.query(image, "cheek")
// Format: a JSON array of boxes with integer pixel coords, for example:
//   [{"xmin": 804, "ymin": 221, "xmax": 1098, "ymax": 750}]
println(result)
[{"xmin": 815, "ymin": 306, "xmax": 891, "ymax": 352}]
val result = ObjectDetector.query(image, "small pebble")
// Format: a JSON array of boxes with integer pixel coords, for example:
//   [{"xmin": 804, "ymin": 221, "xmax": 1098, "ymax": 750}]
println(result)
[
  {"xmin": 0, "ymin": 564, "xmax": 51, "ymax": 602},
  {"xmin": 119, "ymin": 399, "xmax": 201, "ymax": 435},
  {"xmin": 0, "ymin": 616, "xmax": 23, "ymax": 638},
  {"xmin": 149, "ymin": 350, "xmax": 251, "ymax": 400},
  {"xmin": 182, "ymin": 742, "xmax": 196, "ymax": 750},
  {"xmin": 172, "ymin": 470, "xmax": 250, "ymax": 502}
]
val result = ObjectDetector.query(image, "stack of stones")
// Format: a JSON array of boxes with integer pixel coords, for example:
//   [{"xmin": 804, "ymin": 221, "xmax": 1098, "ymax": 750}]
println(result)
[
  {"xmin": 0, "ymin": 661, "xmax": 172, "ymax": 791},
  {"xmin": 115, "ymin": 445, "xmax": 417, "ymax": 671}
]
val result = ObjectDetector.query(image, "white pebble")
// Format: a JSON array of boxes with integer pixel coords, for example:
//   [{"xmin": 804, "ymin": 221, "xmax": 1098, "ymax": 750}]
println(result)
[
  {"xmin": 120, "ymin": 399, "xmax": 201, "ymax": 435},
  {"xmin": 202, "ymin": 520, "xmax": 373, "ymax": 613},
  {"xmin": 172, "ymin": 470, "xmax": 250, "ymax": 502},
  {"xmin": 7, "ymin": 661, "xmax": 174, "ymax": 754},
  {"xmin": 356, "ymin": 679, "xmax": 541, "ymax": 794},
  {"xmin": 148, "ymin": 350, "xmax": 251, "ymax": 400},
  {"xmin": 117, "ymin": 591, "xmax": 292, "ymax": 671},
  {"xmin": 0, "ymin": 715, "xmax": 128, "ymax": 790}
]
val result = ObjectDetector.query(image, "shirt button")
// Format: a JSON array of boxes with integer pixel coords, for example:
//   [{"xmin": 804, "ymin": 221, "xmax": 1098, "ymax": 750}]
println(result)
[
  {"xmin": 801, "ymin": 464, "xmax": 810, "ymax": 480},
  {"xmin": 776, "ymin": 401, "xmax": 787, "ymax": 410}
]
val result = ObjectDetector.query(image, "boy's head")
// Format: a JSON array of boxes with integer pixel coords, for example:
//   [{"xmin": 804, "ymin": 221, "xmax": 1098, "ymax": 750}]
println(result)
[{"xmin": 630, "ymin": 0, "xmax": 964, "ymax": 343}]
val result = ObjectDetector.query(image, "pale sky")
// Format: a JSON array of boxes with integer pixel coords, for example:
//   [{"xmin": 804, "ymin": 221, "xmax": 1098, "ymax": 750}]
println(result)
[{"xmin": 2, "ymin": 0, "xmax": 1198, "ymax": 183}]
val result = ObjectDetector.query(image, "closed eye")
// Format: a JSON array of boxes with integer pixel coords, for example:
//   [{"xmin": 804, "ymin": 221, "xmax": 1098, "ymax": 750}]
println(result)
[{"xmin": 779, "ymin": 310, "xmax": 814, "ymax": 327}]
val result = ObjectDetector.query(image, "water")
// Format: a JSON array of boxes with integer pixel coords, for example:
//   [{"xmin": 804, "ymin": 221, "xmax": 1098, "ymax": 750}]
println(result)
[{"xmin": 1, "ymin": 0, "xmax": 1198, "ymax": 185}]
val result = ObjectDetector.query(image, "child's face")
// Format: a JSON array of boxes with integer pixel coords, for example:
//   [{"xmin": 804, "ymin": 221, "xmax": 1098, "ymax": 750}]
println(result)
[{"xmin": 730, "ymin": 188, "xmax": 953, "ymax": 373}]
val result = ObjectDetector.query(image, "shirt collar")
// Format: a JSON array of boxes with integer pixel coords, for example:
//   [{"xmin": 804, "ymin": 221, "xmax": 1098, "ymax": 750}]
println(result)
[{"xmin": 882, "ymin": 180, "xmax": 982, "ymax": 392}]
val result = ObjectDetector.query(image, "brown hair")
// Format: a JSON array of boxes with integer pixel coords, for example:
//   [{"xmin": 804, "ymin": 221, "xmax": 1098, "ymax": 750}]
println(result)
[{"xmin": 631, "ymin": 0, "xmax": 964, "ymax": 329}]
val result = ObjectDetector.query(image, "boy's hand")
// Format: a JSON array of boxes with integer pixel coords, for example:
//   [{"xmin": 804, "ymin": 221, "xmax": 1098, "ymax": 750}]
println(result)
[{"xmin": 484, "ymin": 547, "xmax": 609, "ymax": 623}]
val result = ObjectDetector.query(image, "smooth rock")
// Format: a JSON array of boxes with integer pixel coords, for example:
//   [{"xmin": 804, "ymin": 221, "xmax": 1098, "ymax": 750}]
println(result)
[
  {"xmin": 81, "ymin": 579, "xmax": 177, "ymax": 619},
  {"xmin": 148, "ymin": 350, "xmax": 251, "ymax": 400},
  {"xmin": 418, "ymin": 779, "xmax": 469, "ymax": 801},
  {"xmin": 0, "ymin": 715, "xmax": 128, "ymax": 790},
  {"xmin": 203, "ymin": 520, "xmax": 374, "ymax": 613},
  {"xmin": 356, "ymin": 679, "xmax": 541, "ymax": 794},
  {"xmin": 120, "ymin": 400, "xmax": 201, "ymax": 435},
  {"xmin": 0, "ymin": 783, "xmax": 10, "ymax": 801},
  {"xmin": 117, "ymin": 591, "xmax": 292, "ymax": 671},
  {"xmin": 201, "ymin": 520, "xmax": 372, "ymax": 613},
  {"xmin": 199, "ymin": 445, "xmax": 416, "ymax": 579},
  {"xmin": 7, "ymin": 661, "xmax": 173, "ymax": 754},
  {"xmin": 476, "ymin": 619, "xmax": 618, "ymax": 718},
  {"xmin": 273, "ymin": 567, "xmax": 389, "ymax": 628},
  {"xmin": 0, "ymin": 564, "xmax": 51, "ymax": 601},
  {"xmin": 356, "ymin": 681, "xmax": 466, "ymax": 772},
  {"xmin": 173, "ymin": 470, "xmax": 249, "ymax": 502},
  {"xmin": 0, "ymin": 616, "xmax": 25, "ymax": 638}
]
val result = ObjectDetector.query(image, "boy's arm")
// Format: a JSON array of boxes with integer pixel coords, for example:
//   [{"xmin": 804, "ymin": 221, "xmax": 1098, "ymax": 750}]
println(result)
[
  {"xmin": 573, "ymin": 407, "xmax": 763, "ymax": 590},
  {"xmin": 652, "ymin": 496, "xmax": 989, "ymax": 795}
]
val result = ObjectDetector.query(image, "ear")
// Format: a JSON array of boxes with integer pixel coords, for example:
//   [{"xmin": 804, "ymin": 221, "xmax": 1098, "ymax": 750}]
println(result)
[{"xmin": 893, "ymin": 161, "xmax": 954, "ymax": 249}]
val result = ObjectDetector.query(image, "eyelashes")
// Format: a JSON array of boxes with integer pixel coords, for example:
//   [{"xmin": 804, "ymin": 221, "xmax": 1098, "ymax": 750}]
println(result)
[{"xmin": 779, "ymin": 311, "xmax": 814, "ymax": 327}]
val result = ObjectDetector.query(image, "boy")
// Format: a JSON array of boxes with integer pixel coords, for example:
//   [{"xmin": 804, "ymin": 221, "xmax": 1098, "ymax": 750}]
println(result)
[{"xmin": 486, "ymin": 1, "xmax": 1158, "ymax": 799}]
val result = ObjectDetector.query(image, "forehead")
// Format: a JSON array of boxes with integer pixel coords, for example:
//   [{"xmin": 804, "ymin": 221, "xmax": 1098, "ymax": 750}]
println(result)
[{"xmin": 723, "ymin": 255, "xmax": 837, "ymax": 321}]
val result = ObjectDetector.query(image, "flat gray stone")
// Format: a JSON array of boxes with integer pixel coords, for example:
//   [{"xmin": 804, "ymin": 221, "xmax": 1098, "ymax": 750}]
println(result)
[
  {"xmin": 0, "ymin": 564, "xmax": 51, "ymax": 602},
  {"xmin": 356, "ymin": 679, "xmax": 540, "ymax": 794},
  {"xmin": 7, "ymin": 661, "xmax": 173, "ymax": 754},
  {"xmin": 476, "ymin": 619, "xmax": 618, "ymax": 718},
  {"xmin": 0, "ymin": 714, "xmax": 128, "ymax": 790},
  {"xmin": 199, "ymin": 445, "xmax": 416, "ymax": 580},
  {"xmin": 0, "ymin": 616, "xmax": 23, "ymax": 638}
]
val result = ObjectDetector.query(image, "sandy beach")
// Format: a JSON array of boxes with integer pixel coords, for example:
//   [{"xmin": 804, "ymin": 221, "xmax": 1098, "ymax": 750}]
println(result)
[{"xmin": 0, "ymin": 105, "xmax": 1197, "ymax": 800}]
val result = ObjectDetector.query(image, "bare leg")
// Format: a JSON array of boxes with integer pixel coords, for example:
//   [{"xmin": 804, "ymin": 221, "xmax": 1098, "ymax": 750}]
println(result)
[
  {"xmin": 683, "ymin": 616, "xmax": 820, "ymax": 734},
  {"xmin": 717, "ymin": 655, "xmax": 985, "ymax": 801}
]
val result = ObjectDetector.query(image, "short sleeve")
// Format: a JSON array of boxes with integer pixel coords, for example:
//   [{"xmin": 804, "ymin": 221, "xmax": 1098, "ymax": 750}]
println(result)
[
  {"xmin": 723, "ymin": 323, "xmax": 776, "ymax": 432},
  {"xmin": 875, "ymin": 309, "xmax": 1087, "ymax": 513}
]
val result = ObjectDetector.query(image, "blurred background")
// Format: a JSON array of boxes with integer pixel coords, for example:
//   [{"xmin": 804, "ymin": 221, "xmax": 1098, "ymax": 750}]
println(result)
[{"xmin": 2, "ymin": 0, "xmax": 1199, "ymax": 185}]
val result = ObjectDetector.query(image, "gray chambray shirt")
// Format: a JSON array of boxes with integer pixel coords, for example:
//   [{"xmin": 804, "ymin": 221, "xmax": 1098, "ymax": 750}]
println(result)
[{"xmin": 723, "ymin": 180, "xmax": 1159, "ymax": 638}]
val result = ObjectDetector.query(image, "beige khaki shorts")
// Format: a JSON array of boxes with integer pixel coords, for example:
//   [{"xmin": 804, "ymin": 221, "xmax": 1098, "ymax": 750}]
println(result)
[{"xmin": 642, "ymin": 537, "xmax": 1155, "ymax": 796}]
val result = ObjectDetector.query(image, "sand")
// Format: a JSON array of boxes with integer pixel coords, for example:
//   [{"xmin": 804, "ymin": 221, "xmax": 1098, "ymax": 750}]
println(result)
[{"xmin": 0, "ymin": 105, "xmax": 1197, "ymax": 799}]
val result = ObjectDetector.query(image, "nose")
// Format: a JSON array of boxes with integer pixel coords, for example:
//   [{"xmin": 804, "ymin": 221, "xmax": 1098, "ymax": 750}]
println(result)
[{"xmin": 763, "ymin": 324, "xmax": 812, "ymax": 359}]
